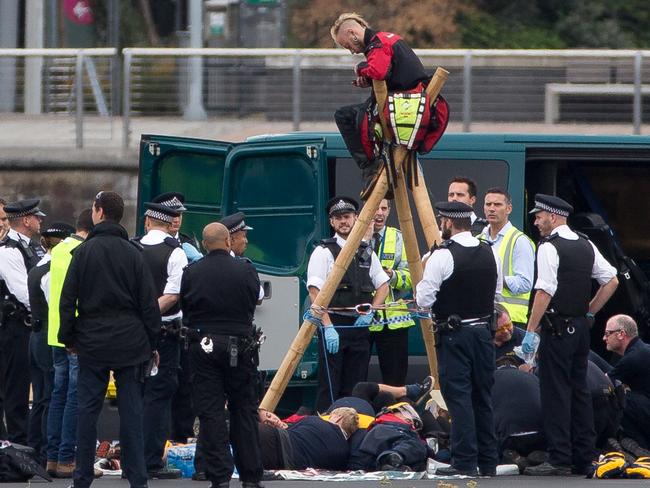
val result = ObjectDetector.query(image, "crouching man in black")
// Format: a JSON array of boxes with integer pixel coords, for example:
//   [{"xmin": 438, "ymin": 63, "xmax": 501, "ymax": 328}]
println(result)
[{"xmin": 180, "ymin": 223, "xmax": 263, "ymax": 488}]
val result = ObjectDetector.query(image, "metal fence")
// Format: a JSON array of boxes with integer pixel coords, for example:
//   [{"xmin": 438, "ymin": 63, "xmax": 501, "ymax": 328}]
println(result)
[
  {"xmin": 2, "ymin": 48, "xmax": 650, "ymax": 148},
  {"xmin": 0, "ymin": 48, "xmax": 117, "ymax": 148}
]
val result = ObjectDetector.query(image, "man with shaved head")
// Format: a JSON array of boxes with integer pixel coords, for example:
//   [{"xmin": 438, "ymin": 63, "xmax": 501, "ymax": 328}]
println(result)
[{"xmin": 180, "ymin": 222, "xmax": 263, "ymax": 488}]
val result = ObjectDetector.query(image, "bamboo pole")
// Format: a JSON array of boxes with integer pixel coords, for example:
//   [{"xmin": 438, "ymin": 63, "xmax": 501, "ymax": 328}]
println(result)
[{"xmin": 260, "ymin": 171, "xmax": 390, "ymax": 412}]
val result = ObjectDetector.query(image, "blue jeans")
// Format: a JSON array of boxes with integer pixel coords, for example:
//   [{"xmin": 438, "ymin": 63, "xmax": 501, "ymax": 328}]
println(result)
[
  {"xmin": 46, "ymin": 347, "xmax": 79, "ymax": 463},
  {"xmin": 74, "ymin": 359, "xmax": 147, "ymax": 488}
]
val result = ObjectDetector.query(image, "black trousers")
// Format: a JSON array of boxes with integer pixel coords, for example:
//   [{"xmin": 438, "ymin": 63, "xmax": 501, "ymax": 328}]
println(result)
[
  {"xmin": 27, "ymin": 328, "xmax": 54, "ymax": 462},
  {"xmin": 538, "ymin": 318, "xmax": 595, "ymax": 469},
  {"xmin": 334, "ymin": 99, "xmax": 373, "ymax": 167},
  {"xmin": 143, "ymin": 335, "xmax": 180, "ymax": 471},
  {"xmin": 0, "ymin": 317, "xmax": 31, "ymax": 444},
  {"xmin": 437, "ymin": 326, "xmax": 498, "ymax": 473},
  {"xmin": 368, "ymin": 326, "xmax": 409, "ymax": 386},
  {"xmin": 315, "ymin": 324, "xmax": 370, "ymax": 413},
  {"xmin": 620, "ymin": 391, "xmax": 650, "ymax": 448},
  {"xmin": 171, "ymin": 346, "xmax": 196, "ymax": 442},
  {"xmin": 189, "ymin": 334, "xmax": 262, "ymax": 485},
  {"xmin": 75, "ymin": 360, "xmax": 147, "ymax": 488}
]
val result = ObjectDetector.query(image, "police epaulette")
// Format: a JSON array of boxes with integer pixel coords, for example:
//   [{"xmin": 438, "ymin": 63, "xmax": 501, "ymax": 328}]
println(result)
[
  {"xmin": 183, "ymin": 260, "xmax": 198, "ymax": 271},
  {"xmin": 542, "ymin": 234, "xmax": 559, "ymax": 243},
  {"xmin": 163, "ymin": 236, "xmax": 181, "ymax": 249},
  {"xmin": 236, "ymin": 255, "xmax": 252, "ymax": 263},
  {"xmin": 576, "ymin": 231, "xmax": 590, "ymax": 240}
]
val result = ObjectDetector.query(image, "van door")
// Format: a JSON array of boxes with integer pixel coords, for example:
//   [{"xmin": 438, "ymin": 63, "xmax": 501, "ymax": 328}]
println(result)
[
  {"xmin": 222, "ymin": 140, "xmax": 327, "ymax": 372},
  {"xmin": 137, "ymin": 135, "xmax": 234, "ymax": 235}
]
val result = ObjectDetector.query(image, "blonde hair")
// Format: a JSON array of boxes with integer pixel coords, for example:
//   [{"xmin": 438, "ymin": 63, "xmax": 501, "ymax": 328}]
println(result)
[
  {"xmin": 330, "ymin": 13, "xmax": 369, "ymax": 42},
  {"xmin": 329, "ymin": 406, "xmax": 359, "ymax": 437}
]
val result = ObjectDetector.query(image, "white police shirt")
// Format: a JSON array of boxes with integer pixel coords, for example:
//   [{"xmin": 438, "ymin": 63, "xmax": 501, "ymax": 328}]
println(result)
[
  {"xmin": 141, "ymin": 229, "xmax": 188, "ymax": 321},
  {"xmin": 534, "ymin": 224, "xmax": 617, "ymax": 296},
  {"xmin": 0, "ymin": 229, "xmax": 33, "ymax": 309},
  {"xmin": 307, "ymin": 234, "xmax": 389, "ymax": 291},
  {"xmin": 416, "ymin": 231, "xmax": 503, "ymax": 309},
  {"xmin": 37, "ymin": 254, "xmax": 52, "ymax": 303}
]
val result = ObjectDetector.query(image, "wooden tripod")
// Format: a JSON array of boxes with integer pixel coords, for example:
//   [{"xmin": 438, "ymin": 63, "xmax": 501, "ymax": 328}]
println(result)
[{"xmin": 260, "ymin": 68, "xmax": 449, "ymax": 412}]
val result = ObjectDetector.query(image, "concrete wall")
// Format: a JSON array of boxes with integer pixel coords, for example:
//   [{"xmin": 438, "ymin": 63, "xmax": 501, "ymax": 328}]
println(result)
[{"xmin": 0, "ymin": 167, "xmax": 139, "ymax": 235}]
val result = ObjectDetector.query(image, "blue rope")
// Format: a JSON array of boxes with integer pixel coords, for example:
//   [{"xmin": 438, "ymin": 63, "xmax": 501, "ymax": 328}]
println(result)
[{"xmin": 318, "ymin": 325, "xmax": 336, "ymax": 406}]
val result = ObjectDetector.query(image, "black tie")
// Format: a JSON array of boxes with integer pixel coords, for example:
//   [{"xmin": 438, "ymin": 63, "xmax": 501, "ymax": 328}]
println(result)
[{"xmin": 373, "ymin": 232, "xmax": 382, "ymax": 256}]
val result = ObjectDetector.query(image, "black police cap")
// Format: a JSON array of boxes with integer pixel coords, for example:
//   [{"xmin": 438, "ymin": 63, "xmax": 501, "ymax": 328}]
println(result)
[
  {"xmin": 4, "ymin": 198, "xmax": 46, "ymax": 219},
  {"xmin": 326, "ymin": 196, "xmax": 359, "ymax": 217},
  {"xmin": 144, "ymin": 202, "xmax": 182, "ymax": 223},
  {"xmin": 529, "ymin": 194, "xmax": 573, "ymax": 218},
  {"xmin": 151, "ymin": 192, "xmax": 186, "ymax": 211},
  {"xmin": 434, "ymin": 201, "xmax": 473, "ymax": 219},
  {"xmin": 41, "ymin": 222, "xmax": 75, "ymax": 238},
  {"xmin": 220, "ymin": 212, "xmax": 253, "ymax": 234}
]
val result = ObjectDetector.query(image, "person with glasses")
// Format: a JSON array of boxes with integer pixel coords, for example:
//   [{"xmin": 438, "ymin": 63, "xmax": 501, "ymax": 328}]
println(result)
[
  {"xmin": 0, "ymin": 198, "xmax": 46, "ymax": 444},
  {"xmin": 493, "ymin": 304, "xmax": 525, "ymax": 361},
  {"xmin": 522, "ymin": 194, "xmax": 618, "ymax": 477},
  {"xmin": 605, "ymin": 314, "xmax": 650, "ymax": 451}
]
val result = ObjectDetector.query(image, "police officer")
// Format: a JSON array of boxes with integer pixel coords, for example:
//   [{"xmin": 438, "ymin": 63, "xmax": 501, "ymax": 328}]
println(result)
[
  {"xmin": 27, "ymin": 221, "xmax": 74, "ymax": 463},
  {"xmin": 480, "ymin": 188, "xmax": 535, "ymax": 328},
  {"xmin": 220, "ymin": 212, "xmax": 265, "ymax": 304},
  {"xmin": 416, "ymin": 201, "xmax": 500, "ymax": 477},
  {"xmin": 307, "ymin": 196, "xmax": 389, "ymax": 412},
  {"xmin": 0, "ymin": 198, "xmax": 46, "ymax": 444},
  {"xmin": 522, "ymin": 194, "xmax": 618, "ymax": 476},
  {"xmin": 180, "ymin": 222, "xmax": 263, "ymax": 488},
  {"xmin": 367, "ymin": 199, "xmax": 413, "ymax": 386},
  {"xmin": 152, "ymin": 192, "xmax": 202, "ymax": 262},
  {"xmin": 137, "ymin": 202, "xmax": 188, "ymax": 479}
]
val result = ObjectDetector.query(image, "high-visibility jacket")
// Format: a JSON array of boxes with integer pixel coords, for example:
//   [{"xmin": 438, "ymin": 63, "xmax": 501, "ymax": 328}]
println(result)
[
  {"xmin": 370, "ymin": 226, "xmax": 415, "ymax": 331},
  {"xmin": 48, "ymin": 235, "xmax": 83, "ymax": 347},
  {"xmin": 484, "ymin": 226, "xmax": 535, "ymax": 324}
]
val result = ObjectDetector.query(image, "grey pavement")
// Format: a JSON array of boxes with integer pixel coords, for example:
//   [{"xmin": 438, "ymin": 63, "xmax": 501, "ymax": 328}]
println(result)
[{"xmin": 3, "ymin": 475, "xmax": 646, "ymax": 487}]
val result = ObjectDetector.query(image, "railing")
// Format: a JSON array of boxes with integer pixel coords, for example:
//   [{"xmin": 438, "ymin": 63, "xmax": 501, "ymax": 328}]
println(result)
[
  {"xmin": 0, "ymin": 48, "xmax": 117, "ymax": 148},
  {"xmin": 2, "ymin": 48, "xmax": 650, "ymax": 149}
]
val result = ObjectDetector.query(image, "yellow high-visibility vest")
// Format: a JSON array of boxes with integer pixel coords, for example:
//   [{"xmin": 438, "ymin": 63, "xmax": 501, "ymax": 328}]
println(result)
[
  {"xmin": 370, "ymin": 227, "xmax": 415, "ymax": 331},
  {"xmin": 48, "ymin": 236, "xmax": 83, "ymax": 347}
]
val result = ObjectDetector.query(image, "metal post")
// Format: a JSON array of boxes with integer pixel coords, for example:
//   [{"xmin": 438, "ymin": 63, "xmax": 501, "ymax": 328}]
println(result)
[
  {"xmin": 122, "ymin": 50, "xmax": 132, "ymax": 149},
  {"xmin": 108, "ymin": 0, "xmax": 121, "ymax": 115},
  {"xmin": 184, "ymin": 0, "xmax": 207, "ymax": 120},
  {"xmin": 463, "ymin": 51, "xmax": 472, "ymax": 133},
  {"xmin": 292, "ymin": 50, "xmax": 301, "ymax": 131},
  {"xmin": 75, "ymin": 52, "xmax": 84, "ymax": 149},
  {"xmin": 25, "ymin": 0, "xmax": 44, "ymax": 114},
  {"xmin": 633, "ymin": 51, "xmax": 642, "ymax": 135}
]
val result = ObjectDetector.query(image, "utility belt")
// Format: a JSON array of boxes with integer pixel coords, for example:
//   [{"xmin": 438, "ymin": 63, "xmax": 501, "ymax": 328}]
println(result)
[
  {"xmin": 0, "ymin": 294, "xmax": 31, "ymax": 328},
  {"xmin": 541, "ymin": 310, "xmax": 585, "ymax": 337},
  {"xmin": 160, "ymin": 318, "xmax": 183, "ymax": 339},
  {"xmin": 434, "ymin": 314, "xmax": 495, "ymax": 333},
  {"xmin": 183, "ymin": 325, "xmax": 265, "ymax": 366}
]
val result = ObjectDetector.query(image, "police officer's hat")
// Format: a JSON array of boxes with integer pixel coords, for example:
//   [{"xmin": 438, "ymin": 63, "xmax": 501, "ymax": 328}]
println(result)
[
  {"xmin": 4, "ymin": 198, "xmax": 46, "ymax": 219},
  {"xmin": 151, "ymin": 192, "xmax": 186, "ymax": 212},
  {"xmin": 220, "ymin": 212, "xmax": 253, "ymax": 234},
  {"xmin": 529, "ymin": 193, "xmax": 573, "ymax": 218},
  {"xmin": 41, "ymin": 222, "xmax": 75, "ymax": 239},
  {"xmin": 326, "ymin": 196, "xmax": 359, "ymax": 217},
  {"xmin": 434, "ymin": 201, "xmax": 473, "ymax": 219},
  {"xmin": 144, "ymin": 202, "xmax": 182, "ymax": 224}
]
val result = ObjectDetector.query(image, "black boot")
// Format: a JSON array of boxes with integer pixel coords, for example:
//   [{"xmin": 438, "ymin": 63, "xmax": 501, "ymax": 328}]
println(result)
[{"xmin": 359, "ymin": 157, "xmax": 383, "ymax": 201}]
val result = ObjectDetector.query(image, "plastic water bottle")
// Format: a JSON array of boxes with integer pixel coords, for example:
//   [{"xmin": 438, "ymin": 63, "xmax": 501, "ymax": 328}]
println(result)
[{"xmin": 514, "ymin": 333, "xmax": 540, "ymax": 365}]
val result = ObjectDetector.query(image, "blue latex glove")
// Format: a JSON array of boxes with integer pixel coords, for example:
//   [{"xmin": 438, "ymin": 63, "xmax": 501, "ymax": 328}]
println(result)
[
  {"xmin": 324, "ymin": 327, "xmax": 339, "ymax": 354},
  {"xmin": 354, "ymin": 313, "xmax": 375, "ymax": 328},
  {"xmin": 182, "ymin": 242, "xmax": 203, "ymax": 262},
  {"xmin": 522, "ymin": 331, "xmax": 538, "ymax": 354}
]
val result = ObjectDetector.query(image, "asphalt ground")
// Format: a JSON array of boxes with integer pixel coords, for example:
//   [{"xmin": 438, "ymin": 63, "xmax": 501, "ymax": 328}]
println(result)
[{"xmin": 4, "ymin": 475, "xmax": 647, "ymax": 487}]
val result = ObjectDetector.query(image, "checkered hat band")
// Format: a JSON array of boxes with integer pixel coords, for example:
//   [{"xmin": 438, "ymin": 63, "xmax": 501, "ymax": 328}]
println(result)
[
  {"xmin": 145, "ymin": 209, "xmax": 173, "ymax": 223},
  {"xmin": 329, "ymin": 201, "xmax": 355, "ymax": 215},
  {"xmin": 439, "ymin": 210, "xmax": 472, "ymax": 219},
  {"xmin": 6, "ymin": 210, "xmax": 37, "ymax": 218},
  {"xmin": 229, "ymin": 221, "xmax": 246, "ymax": 233},
  {"xmin": 160, "ymin": 197, "xmax": 183, "ymax": 208},
  {"xmin": 535, "ymin": 201, "xmax": 569, "ymax": 217}
]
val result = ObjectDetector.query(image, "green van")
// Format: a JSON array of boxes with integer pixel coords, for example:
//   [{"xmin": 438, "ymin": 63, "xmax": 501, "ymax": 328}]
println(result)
[{"xmin": 137, "ymin": 132, "xmax": 650, "ymax": 412}]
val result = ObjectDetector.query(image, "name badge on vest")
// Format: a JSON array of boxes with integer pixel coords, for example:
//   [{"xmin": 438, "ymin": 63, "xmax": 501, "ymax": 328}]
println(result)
[{"xmin": 381, "ymin": 253, "xmax": 395, "ymax": 261}]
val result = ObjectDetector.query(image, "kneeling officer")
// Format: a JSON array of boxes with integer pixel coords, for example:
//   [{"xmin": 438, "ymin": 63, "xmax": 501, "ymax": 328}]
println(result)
[{"xmin": 180, "ymin": 222, "xmax": 263, "ymax": 488}]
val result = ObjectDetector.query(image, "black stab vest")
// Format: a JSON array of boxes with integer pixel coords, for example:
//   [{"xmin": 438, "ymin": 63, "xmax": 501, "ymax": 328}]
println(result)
[
  {"xmin": 320, "ymin": 238, "xmax": 375, "ymax": 311},
  {"xmin": 140, "ymin": 237, "xmax": 181, "ymax": 318},
  {"xmin": 433, "ymin": 240, "xmax": 497, "ymax": 320},
  {"xmin": 546, "ymin": 234, "xmax": 595, "ymax": 317},
  {"xmin": 27, "ymin": 261, "xmax": 50, "ymax": 328}
]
